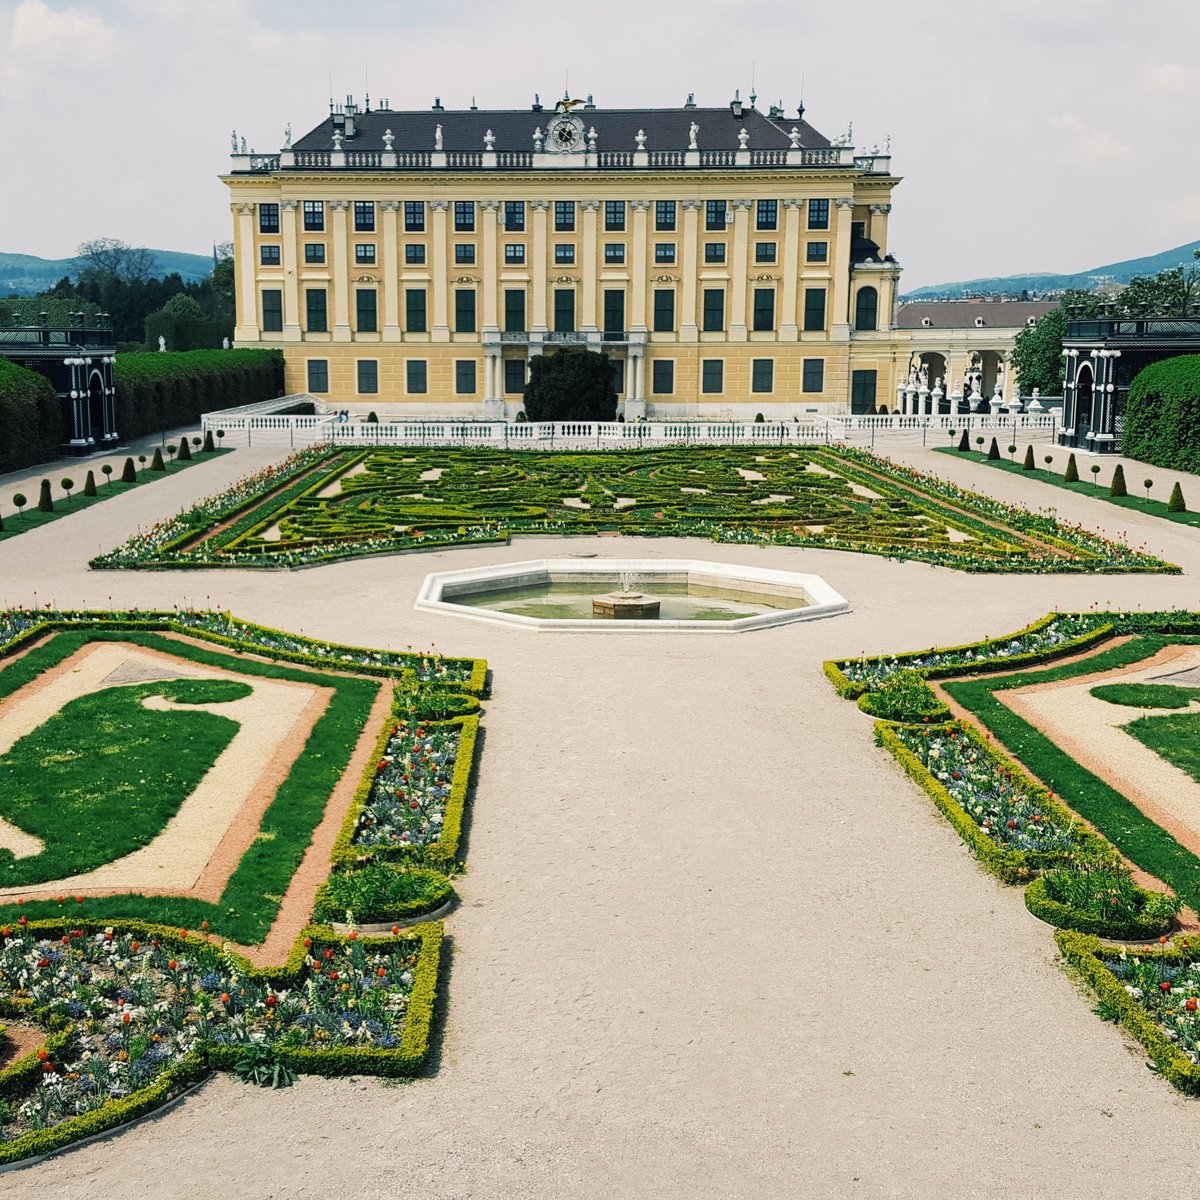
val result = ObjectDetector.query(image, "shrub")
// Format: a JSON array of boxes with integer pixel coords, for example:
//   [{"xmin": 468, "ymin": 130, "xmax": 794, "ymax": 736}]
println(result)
[
  {"xmin": 1168, "ymin": 482, "xmax": 1187, "ymax": 512},
  {"xmin": 312, "ymin": 865, "xmax": 452, "ymax": 925},
  {"xmin": 0, "ymin": 359, "xmax": 63, "ymax": 473},
  {"xmin": 987, "ymin": 436, "xmax": 1000, "ymax": 460},
  {"xmin": 177, "ymin": 435, "xmax": 192, "ymax": 462},
  {"xmin": 1123, "ymin": 354, "xmax": 1200, "ymax": 473},
  {"xmin": 121, "ymin": 457, "xmax": 137, "ymax": 483},
  {"xmin": 957, "ymin": 428, "xmax": 970, "ymax": 451},
  {"xmin": 37, "ymin": 479, "xmax": 53, "ymax": 512},
  {"xmin": 1027, "ymin": 859, "xmax": 1179, "ymax": 939},
  {"xmin": 101, "ymin": 464, "xmax": 113, "ymax": 486},
  {"xmin": 1109, "ymin": 463, "xmax": 1127, "ymax": 497},
  {"xmin": 1022, "ymin": 445, "xmax": 1034, "ymax": 470},
  {"xmin": 367, "ymin": 411, "xmax": 378, "ymax": 423},
  {"xmin": 12, "ymin": 493, "xmax": 26, "ymax": 519},
  {"xmin": 83, "ymin": 470, "xmax": 97, "ymax": 498},
  {"xmin": 523, "ymin": 349, "xmax": 617, "ymax": 422},
  {"xmin": 150, "ymin": 447, "xmax": 165, "ymax": 472},
  {"xmin": 1064, "ymin": 453, "xmax": 1079, "ymax": 482},
  {"xmin": 202, "ymin": 430, "xmax": 215, "ymax": 453},
  {"xmin": 857, "ymin": 668, "xmax": 948, "ymax": 722},
  {"xmin": 755, "ymin": 412, "xmax": 765, "ymax": 423}
]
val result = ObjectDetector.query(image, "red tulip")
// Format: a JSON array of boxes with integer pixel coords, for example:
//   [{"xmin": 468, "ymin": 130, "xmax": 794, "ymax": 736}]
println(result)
[
  {"xmin": 1187, "ymin": 998, "xmax": 1197, "ymax": 1013},
  {"xmin": 167, "ymin": 959, "xmax": 177, "ymax": 970},
  {"xmin": 1160, "ymin": 981, "xmax": 1172, "ymax": 992}
]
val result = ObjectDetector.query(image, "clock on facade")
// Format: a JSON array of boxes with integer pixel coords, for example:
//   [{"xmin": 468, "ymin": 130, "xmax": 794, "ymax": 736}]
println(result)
[{"xmin": 546, "ymin": 114, "xmax": 584, "ymax": 152}]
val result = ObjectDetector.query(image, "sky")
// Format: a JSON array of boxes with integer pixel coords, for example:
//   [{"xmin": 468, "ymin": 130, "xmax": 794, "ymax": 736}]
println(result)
[{"xmin": 0, "ymin": 0, "xmax": 1197, "ymax": 289}]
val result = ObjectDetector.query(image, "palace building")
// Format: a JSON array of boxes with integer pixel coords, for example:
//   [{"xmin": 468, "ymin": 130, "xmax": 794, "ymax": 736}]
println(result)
[{"xmin": 223, "ymin": 90, "xmax": 908, "ymax": 417}]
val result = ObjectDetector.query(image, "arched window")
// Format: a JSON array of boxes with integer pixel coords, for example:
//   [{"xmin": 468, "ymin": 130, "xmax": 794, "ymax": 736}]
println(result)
[{"xmin": 854, "ymin": 286, "xmax": 878, "ymax": 331}]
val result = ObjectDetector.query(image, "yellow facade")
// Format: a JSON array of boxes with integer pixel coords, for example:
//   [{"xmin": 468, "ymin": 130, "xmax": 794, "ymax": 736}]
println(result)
[{"xmin": 224, "ymin": 100, "xmax": 907, "ymax": 417}]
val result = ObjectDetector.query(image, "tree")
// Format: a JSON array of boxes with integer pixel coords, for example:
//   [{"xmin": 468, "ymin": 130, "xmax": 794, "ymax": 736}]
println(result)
[
  {"xmin": 523, "ymin": 350, "xmax": 617, "ymax": 422},
  {"xmin": 121, "ymin": 457, "xmax": 137, "ymax": 483},
  {"xmin": 37, "ymin": 479, "xmax": 53, "ymax": 512},
  {"xmin": 987, "ymin": 437, "xmax": 1000, "ymax": 460},
  {"xmin": 101, "ymin": 463, "xmax": 113, "ymax": 487},
  {"xmin": 1022, "ymin": 445, "xmax": 1034, "ymax": 470},
  {"xmin": 1010, "ymin": 289, "xmax": 1100, "ymax": 395},
  {"xmin": 150, "ymin": 447, "xmax": 165, "ymax": 471},
  {"xmin": 957, "ymin": 429, "xmax": 970, "ymax": 451},
  {"xmin": 83, "ymin": 469, "xmax": 97, "ymax": 497},
  {"xmin": 1109, "ymin": 464, "xmax": 1127, "ymax": 497},
  {"xmin": 1168, "ymin": 482, "xmax": 1187, "ymax": 512},
  {"xmin": 177, "ymin": 435, "xmax": 192, "ymax": 461},
  {"xmin": 76, "ymin": 238, "xmax": 155, "ymax": 283},
  {"xmin": 12, "ymin": 493, "xmax": 26, "ymax": 520},
  {"xmin": 1064, "ymin": 454, "xmax": 1079, "ymax": 482},
  {"xmin": 60, "ymin": 477, "xmax": 75, "ymax": 503}
]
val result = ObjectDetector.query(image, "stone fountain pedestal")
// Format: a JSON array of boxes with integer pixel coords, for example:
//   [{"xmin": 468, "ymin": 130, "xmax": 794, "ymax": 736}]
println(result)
[{"xmin": 592, "ymin": 590, "xmax": 661, "ymax": 620}]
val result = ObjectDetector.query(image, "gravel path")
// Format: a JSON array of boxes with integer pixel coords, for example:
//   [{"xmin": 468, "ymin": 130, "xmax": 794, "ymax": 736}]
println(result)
[{"xmin": 2, "ymin": 439, "xmax": 1200, "ymax": 1198}]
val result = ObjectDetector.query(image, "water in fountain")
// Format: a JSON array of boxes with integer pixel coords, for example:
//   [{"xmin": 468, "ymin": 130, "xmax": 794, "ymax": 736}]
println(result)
[{"xmin": 618, "ymin": 569, "xmax": 641, "ymax": 596}]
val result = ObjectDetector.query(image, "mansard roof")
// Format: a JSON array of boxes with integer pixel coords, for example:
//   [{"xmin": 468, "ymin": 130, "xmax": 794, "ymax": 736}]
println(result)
[{"xmin": 895, "ymin": 301, "xmax": 1056, "ymax": 330}]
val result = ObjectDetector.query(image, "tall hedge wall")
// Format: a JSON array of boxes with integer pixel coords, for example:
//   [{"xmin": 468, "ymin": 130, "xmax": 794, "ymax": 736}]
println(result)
[
  {"xmin": 1123, "ymin": 355, "xmax": 1200, "ymax": 473},
  {"xmin": 113, "ymin": 349, "xmax": 284, "ymax": 440},
  {"xmin": 0, "ymin": 359, "xmax": 64, "ymax": 473}
]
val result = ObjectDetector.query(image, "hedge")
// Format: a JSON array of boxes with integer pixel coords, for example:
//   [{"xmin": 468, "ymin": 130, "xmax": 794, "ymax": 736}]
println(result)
[
  {"xmin": 0, "ymin": 359, "xmax": 63, "ymax": 472},
  {"xmin": 1024, "ymin": 875, "xmax": 1176, "ymax": 940},
  {"xmin": 113, "ymin": 348, "xmax": 284, "ymax": 440},
  {"xmin": 1123, "ymin": 354, "xmax": 1200, "ymax": 473}
]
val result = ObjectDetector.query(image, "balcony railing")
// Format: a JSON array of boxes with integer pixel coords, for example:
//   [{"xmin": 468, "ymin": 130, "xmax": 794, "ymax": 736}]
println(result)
[{"xmin": 0, "ymin": 328, "xmax": 116, "ymax": 351}]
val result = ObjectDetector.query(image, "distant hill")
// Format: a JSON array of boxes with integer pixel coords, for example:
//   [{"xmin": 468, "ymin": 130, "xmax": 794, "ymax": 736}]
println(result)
[
  {"xmin": 904, "ymin": 240, "xmax": 1200, "ymax": 300},
  {"xmin": 0, "ymin": 250, "xmax": 215, "ymax": 296}
]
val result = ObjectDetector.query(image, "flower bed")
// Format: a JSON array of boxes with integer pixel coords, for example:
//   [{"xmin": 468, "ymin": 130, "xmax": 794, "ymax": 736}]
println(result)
[
  {"xmin": 1025, "ymin": 870, "xmax": 1178, "ymax": 940},
  {"xmin": 0, "ymin": 919, "xmax": 442, "ymax": 1164}
]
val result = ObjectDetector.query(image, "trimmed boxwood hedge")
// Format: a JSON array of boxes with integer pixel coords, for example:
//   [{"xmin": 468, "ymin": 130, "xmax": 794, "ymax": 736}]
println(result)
[
  {"xmin": 1123, "ymin": 354, "xmax": 1200, "ymax": 473},
  {"xmin": 1024, "ymin": 875, "xmax": 1176, "ymax": 940},
  {"xmin": 0, "ymin": 359, "xmax": 64, "ymax": 472}
]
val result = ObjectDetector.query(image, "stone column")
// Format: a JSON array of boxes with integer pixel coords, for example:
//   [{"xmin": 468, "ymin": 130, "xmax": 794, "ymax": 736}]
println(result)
[
  {"xmin": 581, "ymin": 199, "xmax": 600, "ymax": 331},
  {"xmin": 680, "ymin": 198, "xmax": 702, "ymax": 341},
  {"xmin": 430, "ymin": 199, "xmax": 450, "ymax": 341},
  {"xmin": 830, "ymin": 197, "xmax": 855, "ymax": 338},
  {"xmin": 780, "ymin": 198, "xmax": 803, "ymax": 339},
  {"xmin": 380, "ymin": 200, "xmax": 401, "ymax": 341},
  {"xmin": 729, "ymin": 198, "xmax": 752, "ymax": 339},
  {"xmin": 868, "ymin": 203, "xmax": 892, "ymax": 251},
  {"xmin": 530, "ymin": 199, "xmax": 549, "ymax": 331},
  {"xmin": 280, "ymin": 200, "xmax": 301, "ymax": 340},
  {"xmin": 329, "ymin": 200, "xmax": 351, "ymax": 341},
  {"xmin": 480, "ymin": 199, "xmax": 499, "ymax": 330},
  {"xmin": 630, "ymin": 200, "xmax": 650, "ymax": 329},
  {"xmin": 233, "ymin": 203, "xmax": 258, "ymax": 342}
]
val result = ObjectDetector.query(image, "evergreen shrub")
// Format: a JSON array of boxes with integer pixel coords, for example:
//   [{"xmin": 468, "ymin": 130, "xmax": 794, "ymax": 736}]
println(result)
[
  {"xmin": 1123, "ymin": 355, "xmax": 1200, "ymax": 473},
  {"xmin": 1064, "ymin": 453, "xmax": 1079, "ymax": 482},
  {"xmin": 1109, "ymin": 464, "xmax": 1127, "ymax": 497},
  {"xmin": 1168, "ymin": 482, "xmax": 1187, "ymax": 512}
]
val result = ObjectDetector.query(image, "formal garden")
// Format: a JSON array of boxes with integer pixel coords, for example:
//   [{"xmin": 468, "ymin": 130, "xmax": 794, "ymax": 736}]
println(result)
[
  {"xmin": 0, "ymin": 608, "xmax": 485, "ymax": 1162},
  {"xmin": 826, "ymin": 608, "xmax": 1200, "ymax": 1090},
  {"xmin": 89, "ymin": 444, "xmax": 1174, "ymax": 574}
]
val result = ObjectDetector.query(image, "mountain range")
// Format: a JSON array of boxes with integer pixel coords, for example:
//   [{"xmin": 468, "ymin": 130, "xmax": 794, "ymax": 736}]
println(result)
[
  {"xmin": 0, "ymin": 250, "xmax": 216, "ymax": 296},
  {"xmin": 904, "ymin": 240, "xmax": 1200, "ymax": 300}
]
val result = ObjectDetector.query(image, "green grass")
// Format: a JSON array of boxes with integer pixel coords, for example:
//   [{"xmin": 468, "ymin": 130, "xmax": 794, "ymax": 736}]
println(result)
[
  {"xmin": 944, "ymin": 635, "xmax": 1200, "ymax": 914},
  {"xmin": 0, "ymin": 678, "xmax": 249, "ymax": 885},
  {"xmin": 933, "ymin": 447, "xmax": 1200, "ymax": 527},
  {"xmin": 1091, "ymin": 682, "xmax": 1200, "ymax": 709},
  {"xmin": 1126, "ymin": 711, "xmax": 1200, "ymax": 784},
  {"xmin": 0, "ymin": 449, "xmax": 231, "ymax": 543},
  {"xmin": 0, "ymin": 630, "xmax": 380, "ymax": 943}
]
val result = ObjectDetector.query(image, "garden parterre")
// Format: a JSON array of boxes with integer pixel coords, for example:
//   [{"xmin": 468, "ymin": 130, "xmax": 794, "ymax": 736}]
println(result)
[{"xmin": 90, "ymin": 445, "xmax": 1175, "ymax": 574}]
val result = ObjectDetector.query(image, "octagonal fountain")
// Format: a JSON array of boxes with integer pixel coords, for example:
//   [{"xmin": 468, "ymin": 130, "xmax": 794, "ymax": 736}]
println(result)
[{"xmin": 415, "ymin": 559, "xmax": 850, "ymax": 633}]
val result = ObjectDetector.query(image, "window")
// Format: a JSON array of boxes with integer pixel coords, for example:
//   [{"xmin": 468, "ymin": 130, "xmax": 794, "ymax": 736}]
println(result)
[
  {"xmin": 504, "ymin": 289, "xmax": 525, "ymax": 333},
  {"xmin": 354, "ymin": 201, "xmax": 375, "ymax": 232},
  {"xmin": 653, "ymin": 289, "xmax": 675, "ymax": 333},
  {"xmin": 455, "ymin": 289, "xmax": 476, "ymax": 333},
  {"xmin": 654, "ymin": 243, "xmax": 676, "ymax": 264},
  {"xmin": 803, "ymin": 359, "xmax": 825, "ymax": 393},
  {"xmin": 504, "ymin": 359, "xmax": 526, "ymax": 393},
  {"xmin": 504, "ymin": 200, "xmax": 525, "ymax": 232},
  {"xmin": 751, "ymin": 359, "xmax": 774, "ymax": 393},
  {"xmin": 603, "ymin": 243, "xmax": 625, "ymax": 264},
  {"xmin": 752, "ymin": 288, "xmax": 775, "ymax": 332},
  {"xmin": 756, "ymin": 199, "xmax": 778, "ymax": 231},
  {"xmin": 405, "ymin": 288, "xmax": 427, "ymax": 333},
  {"xmin": 305, "ymin": 289, "xmax": 327, "ymax": 332},
  {"xmin": 406, "ymin": 360, "xmax": 427, "ymax": 394},
  {"xmin": 356, "ymin": 289, "xmax": 377, "ymax": 333},
  {"xmin": 755, "ymin": 242, "xmax": 778, "ymax": 264},
  {"xmin": 803, "ymin": 287, "xmax": 826, "ymax": 332},
  {"xmin": 806, "ymin": 241, "xmax": 829, "ymax": 264},
  {"xmin": 705, "ymin": 199, "xmax": 727, "ymax": 230},
  {"xmin": 454, "ymin": 200, "xmax": 475, "ymax": 232},
  {"xmin": 652, "ymin": 360, "xmax": 674, "ymax": 393},
  {"xmin": 701, "ymin": 288, "xmax": 724, "ymax": 332},
  {"xmin": 604, "ymin": 200, "xmax": 626, "ymax": 231},
  {"xmin": 405, "ymin": 244, "xmax": 426, "ymax": 265},
  {"xmin": 455, "ymin": 361, "xmax": 477, "ymax": 394},
  {"xmin": 655, "ymin": 200, "xmax": 677, "ymax": 231},
  {"xmin": 303, "ymin": 200, "xmax": 324, "ymax": 231},
  {"xmin": 261, "ymin": 290, "xmax": 283, "ymax": 332},
  {"xmin": 504, "ymin": 243, "xmax": 526, "ymax": 264},
  {"xmin": 306, "ymin": 359, "xmax": 328, "ymax": 393},
  {"xmin": 260, "ymin": 245, "xmax": 281, "ymax": 266},
  {"xmin": 404, "ymin": 201, "xmax": 425, "ymax": 232},
  {"xmin": 455, "ymin": 244, "xmax": 477, "ymax": 265},
  {"xmin": 355, "ymin": 243, "xmax": 377, "ymax": 265},
  {"xmin": 704, "ymin": 242, "xmax": 726, "ymax": 264},
  {"xmin": 851, "ymin": 220, "xmax": 866, "ymax": 242},
  {"xmin": 610, "ymin": 358, "xmax": 624, "ymax": 394},
  {"xmin": 258, "ymin": 203, "xmax": 279, "ymax": 234},
  {"xmin": 554, "ymin": 200, "xmax": 575, "ymax": 231},
  {"xmin": 851, "ymin": 369, "xmax": 877, "ymax": 414},
  {"xmin": 854, "ymin": 286, "xmax": 879, "ymax": 331},
  {"xmin": 357, "ymin": 360, "xmax": 378, "ymax": 393},
  {"xmin": 603, "ymin": 289, "xmax": 625, "ymax": 334},
  {"xmin": 807, "ymin": 198, "xmax": 830, "ymax": 230},
  {"xmin": 304, "ymin": 243, "xmax": 326, "ymax": 264},
  {"xmin": 553, "ymin": 288, "xmax": 575, "ymax": 333},
  {"xmin": 554, "ymin": 244, "xmax": 576, "ymax": 264},
  {"xmin": 701, "ymin": 359, "xmax": 724, "ymax": 393}
]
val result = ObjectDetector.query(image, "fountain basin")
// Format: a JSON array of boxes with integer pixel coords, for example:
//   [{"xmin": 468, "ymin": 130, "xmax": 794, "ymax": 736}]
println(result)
[
  {"xmin": 591, "ymin": 591, "xmax": 662, "ymax": 620},
  {"xmin": 415, "ymin": 559, "xmax": 850, "ymax": 633}
]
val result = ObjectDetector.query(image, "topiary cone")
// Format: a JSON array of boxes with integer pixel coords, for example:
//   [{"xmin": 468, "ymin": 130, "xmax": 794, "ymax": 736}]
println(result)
[
  {"xmin": 150, "ymin": 447, "xmax": 165, "ymax": 472},
  {"xmin": 1109, "ymin": 463, "xmax": 1127, "ymax": 497},
  {"xmin": 987, "ymin": 436, "xmax": 1000, "ymax": 460},
  {"xmin": 1064, "ymin": 453, "xmax": 1079, "ymax": 483},
  {"xmin": 121, "ymin": 456, "xmax": 137, "ymax": 483},
  {"xmin": 1168, "ymin": 481, "xmax": 1187, "ymax": 512},
  {"xmin": 957, "ymin": 428, "xmax": 970, "ymax": 452},
  {"xmin": 202, "ymin": 430, "xmax": 215, "ymax": 453},
  {"xmin": 177, "ymin": 436, "xmax": 192, "ymax": 461},
  {"xmin": 83, "ymin": 470, "xmax": 97, "ymax": 497},
  {"xmin": 1022, "ymin": 445, "xmax": 1034, "ymax": 470},
  {"xmin": 37, "ymin": 478, "xmax": 54, "ymax": 512}
]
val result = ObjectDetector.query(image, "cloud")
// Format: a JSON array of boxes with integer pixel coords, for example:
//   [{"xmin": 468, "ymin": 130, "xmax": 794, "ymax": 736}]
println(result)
[
  {"xmin": 1140, "ymin": 62, "xmax": 1199, "ymax": 94},
  {"xmin": 1050, "ymin": 113, "xmax": 1133, "ymax": 163},
  {"xmin": 9, "ymin": 0, "xmax": 114, "ymax": 60}
]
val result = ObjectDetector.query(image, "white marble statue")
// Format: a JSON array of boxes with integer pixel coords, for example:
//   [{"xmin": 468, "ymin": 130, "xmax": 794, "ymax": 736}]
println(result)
[
  {"xmin": 284, "ymin": 122, "xmax": 292, "ymax": 148},
  {"xmin": 434, "ymin": 124, "xmax": 443, "ymax": 151},
  {"xmin": 689, "ymin": 121, "xmax": 699, "ymax": 150},
  {"xmin": 222, "ymin": 337, "xmax": 230, "ymax": 350},
  {"xmin": 158, "ymin": 335, "xmax": 166, "ymax": 352},
  {"xmin": 230, "ymin": 129, "xmax": 238, "ymax": 153}
]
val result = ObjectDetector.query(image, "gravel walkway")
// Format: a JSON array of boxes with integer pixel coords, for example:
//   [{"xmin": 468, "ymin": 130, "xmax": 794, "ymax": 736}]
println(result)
[{"xmin": 1, "ymin": 439, "xmax": 1200, "ymax": 1199}]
